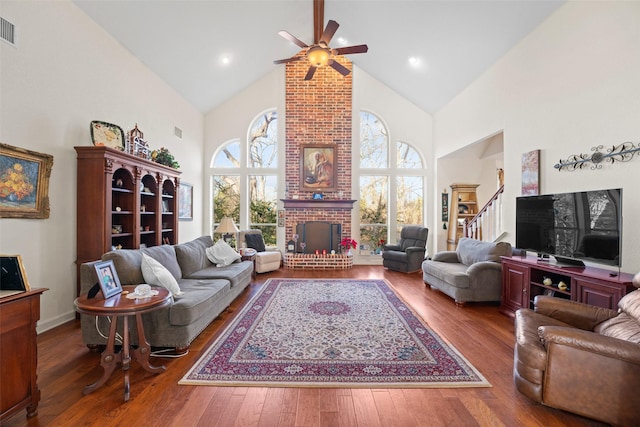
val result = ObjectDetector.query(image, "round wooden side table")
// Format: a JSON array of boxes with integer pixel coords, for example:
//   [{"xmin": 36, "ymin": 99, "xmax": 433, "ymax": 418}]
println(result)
[{"xmin": 74, "ymin": 286, "xmax": 171, "ymax": 401}]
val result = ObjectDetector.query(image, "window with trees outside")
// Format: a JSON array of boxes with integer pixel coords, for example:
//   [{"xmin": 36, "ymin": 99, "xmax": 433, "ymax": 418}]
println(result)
[
  {"xmin": 211, "ymin": 110, "xmax": 278, "ymax": 246},
  {"xmin": 359, "ymin": 111, "xmax": 425, "ymax": 253}
]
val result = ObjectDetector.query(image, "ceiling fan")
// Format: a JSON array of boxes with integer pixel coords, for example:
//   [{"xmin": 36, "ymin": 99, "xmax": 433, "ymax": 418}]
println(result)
[{"xmin": 273, "ymin": 0, "xmax": 368, "ymax": 80}]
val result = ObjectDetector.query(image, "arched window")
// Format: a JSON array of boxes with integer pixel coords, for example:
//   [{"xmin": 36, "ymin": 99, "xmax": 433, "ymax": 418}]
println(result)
[
  {"xmin": 358, "ymin": 111, "xmax": 426, "ymax": 252},
  {"xmin": 211, "ymin": 110, "xmax": 278, "ymax": 246}
]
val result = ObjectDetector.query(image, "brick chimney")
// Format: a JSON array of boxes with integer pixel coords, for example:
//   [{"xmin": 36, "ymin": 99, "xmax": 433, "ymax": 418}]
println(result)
[{"xmin": 284, "ymin": 56, "xmax": 354, "ymax": 240}]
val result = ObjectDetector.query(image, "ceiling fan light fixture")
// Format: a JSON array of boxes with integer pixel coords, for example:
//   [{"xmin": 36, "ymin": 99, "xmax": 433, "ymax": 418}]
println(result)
[{"xmin": 307, "ymin": 45, "xmax": 330, "ymax": 67}]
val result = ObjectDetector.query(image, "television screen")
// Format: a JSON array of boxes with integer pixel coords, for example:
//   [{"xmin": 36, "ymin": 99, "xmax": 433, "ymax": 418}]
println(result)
[{"xmin": 516, "ymin": 189, "xmax": 622, "ymax": 266}]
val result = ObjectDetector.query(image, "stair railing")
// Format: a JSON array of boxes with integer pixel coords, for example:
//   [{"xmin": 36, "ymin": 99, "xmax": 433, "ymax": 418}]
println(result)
[{"xmin": 464, "ymin": 185, "xmax": 504, "ymax": 242}]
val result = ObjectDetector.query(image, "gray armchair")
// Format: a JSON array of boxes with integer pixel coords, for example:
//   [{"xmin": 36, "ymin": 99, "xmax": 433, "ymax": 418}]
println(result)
[{"xmin": 382, "ymin": 226, "xmax": 428, "ymax": 272}]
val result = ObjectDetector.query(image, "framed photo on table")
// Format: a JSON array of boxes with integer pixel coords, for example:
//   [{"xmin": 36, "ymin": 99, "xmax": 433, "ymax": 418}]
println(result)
[
  {"xmin": 300, "ymin": 144, "xmax": 337, "ymax": 192},
  {"xmin": 0, "ymin": 143, "xmax": 54, "ymax": 219},
  {"xmin": 94, "ymin": 260, "xmax": 122, "ymax": 299},
  {"xmin": 0, "ymin": 255, "xmax": 30, "ymax": 296}
]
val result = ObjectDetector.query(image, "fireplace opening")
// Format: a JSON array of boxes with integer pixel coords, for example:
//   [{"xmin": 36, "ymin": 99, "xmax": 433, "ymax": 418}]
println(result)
[{"xmin": 296, "ymin": 221, "xmax": 341, "ymax": 253}]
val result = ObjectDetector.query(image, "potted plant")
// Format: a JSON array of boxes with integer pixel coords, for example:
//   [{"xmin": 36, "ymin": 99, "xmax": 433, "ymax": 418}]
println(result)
[
  {"xmin": 340, "ymin": 237, "xmax": 357, "ymax": 255},
  {"xmin": 151, "ymin": 147, "xmax": 180, "ymax": 169}
]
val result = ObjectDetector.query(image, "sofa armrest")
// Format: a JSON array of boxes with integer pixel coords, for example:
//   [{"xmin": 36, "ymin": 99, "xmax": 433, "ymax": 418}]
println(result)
[
  {"xmin": 80, "ymin": 261, "xmax": 102, "ymax": 296},
  {"xmin": 432, "ymin": 251, "xmax": 458, "ymax": 263},
  {"xmin": 534, "ymin": 295, "xmax": 618, "ymax": 331},
  {"xmin": 539, "ymin": 326, "xmax": 640, "ymax": 366},
  {"xmin": 465, "ymin": 260, "xmax": 501, "ymax": 275},
  {"xmin": 405, "ymin": 246, "xmax": 426, "ymax": 255}
]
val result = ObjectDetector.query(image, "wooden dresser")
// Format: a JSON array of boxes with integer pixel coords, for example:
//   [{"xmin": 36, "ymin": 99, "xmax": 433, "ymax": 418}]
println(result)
[{"xmin": 0, "ymin": 288, "xmax": 47, "ymax": 422}]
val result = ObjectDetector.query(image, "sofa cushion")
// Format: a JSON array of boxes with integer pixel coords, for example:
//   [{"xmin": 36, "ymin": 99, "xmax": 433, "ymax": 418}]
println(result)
[
  {"xmin": 206, "ymin": 240, "xmax": 241, "ymax": 267},
  {"xmin": 168, "ymin": 279, "xmax": 230, "ymax": 326},
  {"xmin": 595, "ymin": 290, "xmax": 640, "ymax": 344},
  {"xmin": 185, "ymin": 261, "xmax": 253, "ymax": 288},
  {"xmin": 456, "ymin": 238, "xmax": 512, "ymax": 266},
  {"xmin": 102, "ymin": 249, "xmax": 145, "ymax": 285},
  {"xmin": 174, "ymin": 235, "xmax": 214, "ymax": 277},
  {"xmin": 245, "ymin": 233, "xmax": 266, "ymax": 252},
  {"xmin": 423, "ymin": 260, "xmax": 470, "ymax": 288},
  {"xmin": 141, "ymin": 254, "xmax": 184, "ymax": 297},
  {"xmin": 618, "ymin": 289, "xmax": 640, "ymax": 322}
]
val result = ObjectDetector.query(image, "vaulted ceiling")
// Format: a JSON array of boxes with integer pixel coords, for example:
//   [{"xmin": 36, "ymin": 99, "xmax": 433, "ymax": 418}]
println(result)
[{"xmin": 73, "ymin": 0, "xmax": 564, "ymax": 114}]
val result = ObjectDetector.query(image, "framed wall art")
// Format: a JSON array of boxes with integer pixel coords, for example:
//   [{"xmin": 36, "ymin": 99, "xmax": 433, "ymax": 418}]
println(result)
[
  {"xmin": 0, "ymin": 143, "xmax": 54, "ymax": 219},
  {"xmin": 178, "ymin": 182, "xmax": 193, "ymax": 221},
  {"xmin": 300, "ymin": 144, "xmax": 337, "ymax": 192},
  {"xmin": 94, "ymin": 260, "xmax": 122, "ymax": 299},
  {"xmin": 0, "ymin": 255, "xmax": 30, "ymax": 297},
  {"xmin": 521, "ymin": 149, "xmax": 540, "ymax": 196}
]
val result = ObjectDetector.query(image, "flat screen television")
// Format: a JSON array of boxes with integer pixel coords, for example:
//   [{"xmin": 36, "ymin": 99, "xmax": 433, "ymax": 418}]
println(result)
[{"xmin": 516, "ymin": 188, "xmax": 622, "ymax": 267}]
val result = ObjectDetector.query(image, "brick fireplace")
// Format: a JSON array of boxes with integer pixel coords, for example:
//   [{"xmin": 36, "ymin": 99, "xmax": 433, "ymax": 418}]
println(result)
[{"xmin": 283, "ymin": 55, "xmax": 354, "ymax": 245}]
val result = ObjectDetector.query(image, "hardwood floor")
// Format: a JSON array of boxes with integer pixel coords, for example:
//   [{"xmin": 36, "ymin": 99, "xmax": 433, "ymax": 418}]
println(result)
[{"xmin": 5, "ymin": 267, "xmax": 605, "ymax": 427}]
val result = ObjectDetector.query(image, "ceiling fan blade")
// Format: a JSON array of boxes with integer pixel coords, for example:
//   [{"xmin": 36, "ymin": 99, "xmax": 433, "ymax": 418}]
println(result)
[
  {"xmin": 334, "ymin": 44, "xmax": 369, "ymax": 55},
  {"xmin": 320, "ymin": 20, "xmax": 339, "ymax": 45},
  {"xmin": 329, "ymin": 60, "xmax": 350, "ymax": 76},
  {"xmin": 304, "ymin": 65, "xmax": 318, "ymax": 80},
  {"xmin": 278, "ymin": 30, "xmax": 308, "ymax": 49},
  {"xmin": 273, "ymin": 55, "xmax": 304, "ymax": 65}
]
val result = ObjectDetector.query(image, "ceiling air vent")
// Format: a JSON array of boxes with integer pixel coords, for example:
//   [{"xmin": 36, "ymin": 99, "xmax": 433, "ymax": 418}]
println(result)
[{"xmin": 1, "ymin": 17, "xmax": 16, "ymax": 46}]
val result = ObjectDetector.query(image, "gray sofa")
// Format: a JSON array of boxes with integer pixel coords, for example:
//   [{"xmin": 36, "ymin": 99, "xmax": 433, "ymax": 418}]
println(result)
[
  {"xmin": 79, "ymin": 236, "xmax": 253, "ymax": 352},
  {"xmin": 422, "ymin": 237, "xmax": 512, "ymax": 306}
]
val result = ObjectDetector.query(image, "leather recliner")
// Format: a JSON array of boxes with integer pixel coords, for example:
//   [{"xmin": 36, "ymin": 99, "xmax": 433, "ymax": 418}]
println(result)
[
  {"xmin": 381, "ymin": 226, "xmax": 428, "ymax": 273},
  {"xmin": 514, "ymin": 283, "xmax": 640, "ymax": 427}
]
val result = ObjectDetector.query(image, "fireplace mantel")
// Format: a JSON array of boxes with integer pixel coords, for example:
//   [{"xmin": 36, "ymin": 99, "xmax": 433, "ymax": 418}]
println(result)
[{"xmin": 281, "ymin": 199, "xmax": 357, "ymax": 209}]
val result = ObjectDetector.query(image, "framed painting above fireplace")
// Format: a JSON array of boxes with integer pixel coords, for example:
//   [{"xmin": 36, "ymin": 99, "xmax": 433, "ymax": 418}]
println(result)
[{"xmin": 300, "ymin": 144, "xmax": 337, "ymax": 192}]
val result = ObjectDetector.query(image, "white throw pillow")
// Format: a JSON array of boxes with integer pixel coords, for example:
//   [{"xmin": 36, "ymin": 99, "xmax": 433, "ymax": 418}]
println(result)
[
  {"xmin": 206, "ymin": 240, "xmax": 241, "ymax": 267},
  {"xmin": 141, "ymin": 254, "xmax": 184, "ymax": 297}
]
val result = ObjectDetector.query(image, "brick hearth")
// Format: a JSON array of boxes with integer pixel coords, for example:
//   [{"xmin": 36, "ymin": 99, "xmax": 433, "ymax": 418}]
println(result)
[{"xmin": 283, "ymin": 253, "xmax": 353, "ymax": 270}]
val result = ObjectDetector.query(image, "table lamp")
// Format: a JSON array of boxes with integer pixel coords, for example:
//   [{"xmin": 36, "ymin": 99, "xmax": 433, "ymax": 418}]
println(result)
[{"xmin": 214, "ymin": 217, "xmax": 239, "ymax": 248}]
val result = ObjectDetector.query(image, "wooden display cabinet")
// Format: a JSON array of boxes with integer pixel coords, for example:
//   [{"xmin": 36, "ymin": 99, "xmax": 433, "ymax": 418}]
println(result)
[
  {"xmin": 75, "ymin": 146, "xmax": 181, "ymax": 296},
  {"xmin": 500, "ymin": 255, "xmax": 635, "ymax": 316}
]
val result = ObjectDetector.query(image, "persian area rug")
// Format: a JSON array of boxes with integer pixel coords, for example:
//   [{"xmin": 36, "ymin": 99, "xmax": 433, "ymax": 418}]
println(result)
[{"xmin": 179, "ymin": 278, "xmax": 490, "ymax": 388}]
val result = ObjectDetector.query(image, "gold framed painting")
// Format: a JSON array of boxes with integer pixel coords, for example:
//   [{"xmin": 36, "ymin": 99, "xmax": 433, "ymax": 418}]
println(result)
[
  {"xmin": 300, "ymin": 144, "xmax": 337, "ymax": 192},
  {"xmin": 0, "ymin": 143, "xmax": 54, "ymax": 219}
]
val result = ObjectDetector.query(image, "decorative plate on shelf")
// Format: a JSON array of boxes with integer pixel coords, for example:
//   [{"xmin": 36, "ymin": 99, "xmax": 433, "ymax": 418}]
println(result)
[{"xmin": 90, "ymin": 120, "xmax": 125, "ymax": 151}]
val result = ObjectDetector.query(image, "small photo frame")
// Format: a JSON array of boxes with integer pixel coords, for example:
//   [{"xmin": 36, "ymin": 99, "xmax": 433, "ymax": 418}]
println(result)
[
  {"xmin": 1, "ymin": 255, "xmax": 30, "ymax": 295},
  {"xmin": 94, "ymin": 260, "xmax": 123, "ymax": 299},
  {"xmin": 312, "ymin": 192, "xmax": 324, "ymax": 200}
]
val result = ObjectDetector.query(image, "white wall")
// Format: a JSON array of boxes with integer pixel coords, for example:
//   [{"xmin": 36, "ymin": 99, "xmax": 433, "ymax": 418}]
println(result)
[
  {"xmin": 435, "ymin": 1, "xmax": 640, "ymax": 272},
  {"xmin": 0, "ymin": 1, "xmax": 204, "ymax": 332}
]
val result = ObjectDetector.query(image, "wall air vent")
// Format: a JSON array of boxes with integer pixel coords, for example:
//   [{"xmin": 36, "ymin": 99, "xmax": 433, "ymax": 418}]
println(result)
[
  {"xmin": 174, "ymin": 126, "xmax": 183, "ymax": 139},
  {"xmin": 1, "ymin": 17, "xmax": 16, "ymax": 46}
]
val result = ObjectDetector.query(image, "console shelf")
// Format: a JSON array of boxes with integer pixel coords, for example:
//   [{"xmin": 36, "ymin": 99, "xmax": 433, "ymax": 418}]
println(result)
[{"xmin": 500, "ymin": 255, "xmax": 635, "ymax": 316}]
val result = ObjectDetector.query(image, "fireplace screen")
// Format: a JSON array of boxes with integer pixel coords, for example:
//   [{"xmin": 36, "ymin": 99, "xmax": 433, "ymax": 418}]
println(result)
[{"xmin": 296, "ymin": 221, "xmax": 341, "ymax": 253}]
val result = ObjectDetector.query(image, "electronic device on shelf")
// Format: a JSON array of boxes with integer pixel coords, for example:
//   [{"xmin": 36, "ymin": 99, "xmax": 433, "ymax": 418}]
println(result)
[{"xmin": 516, "ymin": 188, "xmax": 622, "ymax": 267}]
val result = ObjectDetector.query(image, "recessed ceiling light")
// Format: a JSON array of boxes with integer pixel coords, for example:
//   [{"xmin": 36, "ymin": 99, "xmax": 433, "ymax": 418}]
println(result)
[
  {"xmin": 337, "ymin": 36, "xmax": 347, "ymax": 45},
  {"xmin": 408, "ymin": 56, "xmax": 419, "ymax": 66},
  {"xmin": 220, "ymin": 55, "xmax": 231, "ymax": 65}
]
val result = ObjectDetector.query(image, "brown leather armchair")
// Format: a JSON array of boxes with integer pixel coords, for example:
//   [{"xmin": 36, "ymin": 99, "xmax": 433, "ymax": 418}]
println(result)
[{"xmin": 514, "ymin": 287, "xmax": 640, "ymax": 426}]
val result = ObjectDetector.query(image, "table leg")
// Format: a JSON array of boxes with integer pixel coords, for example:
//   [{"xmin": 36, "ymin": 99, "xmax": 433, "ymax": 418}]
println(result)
[
  {"xmin": 122, "ymin": 315, "xmax": 131, "ymax": 401},
  {"xmin": 83, "ymin": 315, "xmax": 121, "ymax": 395},
  {"xmin": 132, "ymin": 313, "xmax": 166, "ymax": 373}
]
